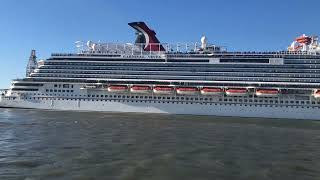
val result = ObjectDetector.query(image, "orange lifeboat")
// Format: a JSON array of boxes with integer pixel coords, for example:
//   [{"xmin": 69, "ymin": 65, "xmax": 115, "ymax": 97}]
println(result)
[
  {"xmin": 108, "ymin": 85, "xmax": 128, "ymax": 93},
  {"xmin": 153, "ymin": 86, "xmax": 174, "ymax": 94},
  {"xmin": 313, "ymin": 90, "xmax": 320, "ymax": 98},
  {"xmin": 176, "ymin": 87, "xmax": 198, "ymax": 95},
  {"xmin": 130, "ymin": 86, "xmax": 152, "ymax": 93},
  {"xmin": 256, "ymin": 89, "xmax": 279, "ymax": 97},
  {"xmin": 225, "ymin": 88, "xmax": 248, "ymax": 96},
  {"xmin": 295, "ymin": 35, "xmax": 312, "ymax": 44},
  {"xmin": 201, "ymin": 87, "xmax": 224, "ymax": 95}
]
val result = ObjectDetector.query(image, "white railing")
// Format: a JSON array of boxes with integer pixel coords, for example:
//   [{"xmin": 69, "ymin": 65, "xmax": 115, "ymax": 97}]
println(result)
[
  {"xmin": 51, "ymin": 41, "xmax": 320, "ymax": 57},
  {"xmin": 74, "ymin": 41, "xmax": 224, "ymax": 56}
]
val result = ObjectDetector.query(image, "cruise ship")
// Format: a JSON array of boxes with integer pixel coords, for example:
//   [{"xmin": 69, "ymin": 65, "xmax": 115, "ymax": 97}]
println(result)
[{"xmin": 1, "ymin": 22, "xmax": 320, "ymax": 120}]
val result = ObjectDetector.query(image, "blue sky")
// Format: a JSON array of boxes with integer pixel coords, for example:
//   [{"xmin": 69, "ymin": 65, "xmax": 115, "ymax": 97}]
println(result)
[{"xmin": 0, "ymin": 0, "xmax": 319, "ymax": 88}]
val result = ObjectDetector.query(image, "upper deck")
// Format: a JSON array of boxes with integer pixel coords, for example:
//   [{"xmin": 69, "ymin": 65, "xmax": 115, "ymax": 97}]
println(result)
[
  {"xmin": 51, "ymin": 42, "xmax": 320, "ymax": 60},
  {"xmin": 50, "ymin": 21, "xmax": 320, "ymax": 59}
]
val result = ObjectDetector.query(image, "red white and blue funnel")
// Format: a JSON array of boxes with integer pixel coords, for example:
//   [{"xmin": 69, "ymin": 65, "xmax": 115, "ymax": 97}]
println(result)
[{"xmin": 129, "ymin": 22, "xmax": 165, "ymax": 51}]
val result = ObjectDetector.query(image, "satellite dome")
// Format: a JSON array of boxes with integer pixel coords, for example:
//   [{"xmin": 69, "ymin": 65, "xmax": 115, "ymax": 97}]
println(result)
[
  {"xmin": 201, "ymin": 36, "xmax": 208, "ymax": 49},
  {"xmin": 201, "ymin": 36, "xmax": 207, "ymax": 44}
]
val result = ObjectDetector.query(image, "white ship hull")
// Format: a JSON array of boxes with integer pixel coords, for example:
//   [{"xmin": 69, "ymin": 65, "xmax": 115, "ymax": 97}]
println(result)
[
  {"xmin": 4, "ymin": 22, "xmax": 320, "ymax": 121},
  {"xmin": 0, "ymin": 97, "xmax": 319, "ymax": 120}
]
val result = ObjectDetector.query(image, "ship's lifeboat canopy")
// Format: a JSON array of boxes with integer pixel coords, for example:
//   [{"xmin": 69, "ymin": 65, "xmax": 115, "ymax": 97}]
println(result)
[
  {"xmin": 226, "ymin": 88, "xmax": 247, "ymax": 93},
  {"xmin": 108, "ymin": 85, "xmax": 128, "ymax": 92},
  {"xmin": 176, "ymin": 87, "xmax": 198, "ymax": 95},
  {"xmin": 256, "ymin": 89, "xmax": 279, "ymax": 97},
  {"xmin": 131, "ymin": 86, "xmax": 151, "ymax": 91},
  {"xmin": 177, "ymin": 87, "xmax": 198, "ymax": 91},
  {"xmin": 201, "ymin": 87, "xmax": 223, "ymax": 92},
  {"xmin": 153, "ymin": 86, "xmax": 174, "ymax": 94},
  {"xmin": 201, "ymin": 87, "xmax": 224, "ymax": 95},
  {"xmin": 225, "ymin": 88, "xmax": 248, "ymax": 96},
  {"xmin": 154, "ymin": 86, "xmax": 174, "ymax": 91}
]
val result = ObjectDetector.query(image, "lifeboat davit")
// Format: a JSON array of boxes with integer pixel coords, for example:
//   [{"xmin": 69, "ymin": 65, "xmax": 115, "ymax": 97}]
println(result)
[
  {"xmin": 108, "ymin": 85, "xmax": 128, "ymax": 93},
  {"xmin": 225, "ymin": 88, "xmax": 248, "ymax": 96},
  {"xmin": 201, "ymin": 87, "xmax": 224, "ymax": 95},
  {"xmin": 256, "ymin": 89, "xmax": 279, "ymax": 97},
  {"xmin": 313, "ymin": 90, "xmax": 320, "ymax": 98},
  {"xmin": 130, "ymin": 86, "xmax": 152, "ymax": 93},
  {"xmin": 176, "ymin": 87, "xmax": 198, "ymax": 95},
  {"xmin": 153, "ymin": 86, "xmax": 174, "ymax": 94}
]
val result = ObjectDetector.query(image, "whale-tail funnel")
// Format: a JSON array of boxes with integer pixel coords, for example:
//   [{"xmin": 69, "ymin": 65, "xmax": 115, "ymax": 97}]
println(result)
[{"xmin": 129, "ymin": 22, "xmax": 165, "ymax": 52}]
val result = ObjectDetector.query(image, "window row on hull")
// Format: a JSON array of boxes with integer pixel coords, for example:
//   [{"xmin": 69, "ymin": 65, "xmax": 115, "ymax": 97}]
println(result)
[
  {"xmin": 16, "ymin": 77, "xmax": 320, "ymax": 89},
  {"xmin": 29, "ymin": 73, "xmax": 320, "ymax": 83},
  {"xmin": 11, "ymin": 88, "xmax": 38, "ymax": 91},
  {"xmin": 49, "ymin": 58, "xmax": 167, "ymax": 62},
  {"xmin": 34, "ymin": 69, "xmax": 320, "ymax": 78},
  {"xmin": 285, "ymin": 60, "xmax": 320, "ymax": 64},
  {"xmin": 37, "ymin": 69, "xmax": 320, "ymax": 78},
  {"xmin": 49, "ymin": 56, "xmax": 320, "ymax": 62},
  {"xmin": 12, "ymin": 83, "xmax": 44, "ymax": 86},
  {"xmin": 42, "ymin": 61, "xmax": 320, "ymax": 69},
  {"xmin": 38, "ymin": 65, "xmax": 320, "ymax": 74},
  {"xmin": 49, "ymin": 58, "xmax": 280, "ymax": 64}
]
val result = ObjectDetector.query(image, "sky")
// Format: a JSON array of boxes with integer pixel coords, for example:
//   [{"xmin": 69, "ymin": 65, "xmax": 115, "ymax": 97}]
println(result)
[{"xmin": 0, "ymin": 0, "xmax": 319, "ymax": 88}]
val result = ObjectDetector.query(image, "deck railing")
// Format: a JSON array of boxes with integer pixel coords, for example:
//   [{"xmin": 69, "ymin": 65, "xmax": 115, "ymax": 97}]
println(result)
[{"xmin": 48, "ymin": 41, "xmax": 320, "ymax": 57}]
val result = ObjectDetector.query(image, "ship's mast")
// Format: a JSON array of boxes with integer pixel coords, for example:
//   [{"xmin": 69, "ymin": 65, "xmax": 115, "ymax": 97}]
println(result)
[{"xmin": 26, "ymin": 50, "xmax": 37, "ymax": 77}]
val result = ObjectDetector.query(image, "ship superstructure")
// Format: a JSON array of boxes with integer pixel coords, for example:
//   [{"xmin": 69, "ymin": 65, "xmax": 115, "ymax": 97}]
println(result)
[{"xmin": 2, "ymin": 22, "xmax": 320, "ymax": 120}]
